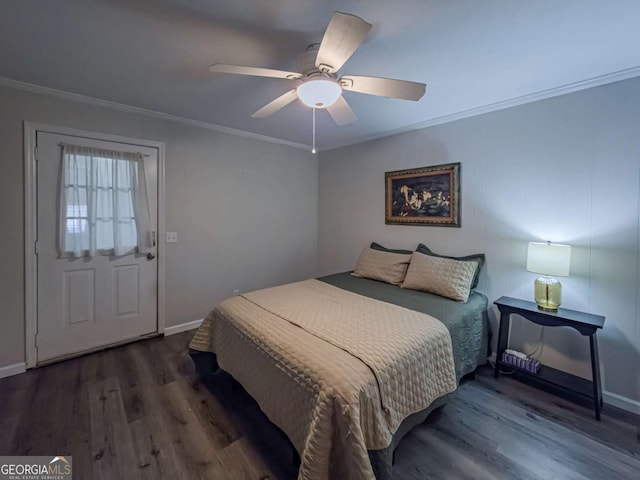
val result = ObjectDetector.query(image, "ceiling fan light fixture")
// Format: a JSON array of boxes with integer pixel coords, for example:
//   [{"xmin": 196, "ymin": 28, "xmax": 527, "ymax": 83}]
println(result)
[{"xmin": 296, "ymin": 79, "xmax": 342, "ymax": 108}]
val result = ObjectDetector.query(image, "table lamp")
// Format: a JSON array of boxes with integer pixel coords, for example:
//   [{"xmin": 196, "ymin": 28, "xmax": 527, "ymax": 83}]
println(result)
[{"xmin": 526, "ymin": 241, "xmax": 571, "ymax": 311}]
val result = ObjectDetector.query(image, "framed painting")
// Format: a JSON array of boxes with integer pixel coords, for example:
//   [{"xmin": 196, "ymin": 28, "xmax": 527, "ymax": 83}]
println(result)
[{"xmin": 385, "ymin": 162, "xmax": 460, "ymax": 227}]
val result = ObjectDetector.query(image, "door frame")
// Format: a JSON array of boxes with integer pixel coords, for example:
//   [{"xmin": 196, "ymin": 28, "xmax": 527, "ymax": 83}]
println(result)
[{"xmin": 24, "ymin": 121, "xmax": 167, "ymax": 368}]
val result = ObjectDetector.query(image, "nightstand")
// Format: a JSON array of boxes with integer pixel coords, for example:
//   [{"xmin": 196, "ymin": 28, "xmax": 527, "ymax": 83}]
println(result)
[{"xmin": 493, "ymin": 296, "xmax": 605, "ymax": 420}]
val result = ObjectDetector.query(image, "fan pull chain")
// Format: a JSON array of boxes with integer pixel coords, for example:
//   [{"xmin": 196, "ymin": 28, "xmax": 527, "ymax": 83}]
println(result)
[{"xmin": 311, "ymin": 107, "xmax": 317, "ymax": 154}]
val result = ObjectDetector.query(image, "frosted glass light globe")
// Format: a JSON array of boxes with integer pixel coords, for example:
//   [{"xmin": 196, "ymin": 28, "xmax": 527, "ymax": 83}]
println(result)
[{"xmin": 296, "ymin": 79, "xmax": 342, "ymax": 108}]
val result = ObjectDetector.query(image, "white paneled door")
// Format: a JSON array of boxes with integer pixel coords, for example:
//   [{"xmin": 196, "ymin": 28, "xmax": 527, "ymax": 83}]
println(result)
[{"xmin": 36, "ymin": 132, "xmax": 158, "ymax": 363}]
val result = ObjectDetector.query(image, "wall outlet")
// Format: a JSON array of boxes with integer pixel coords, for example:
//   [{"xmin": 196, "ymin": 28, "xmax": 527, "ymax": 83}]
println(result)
[
  {"xmin": 165, "ymin": 232, "xmax": 178, "ymax": 243},
  {"xmin": 233, "ymin": 289, "xmax": 240, "ymax": 296}
]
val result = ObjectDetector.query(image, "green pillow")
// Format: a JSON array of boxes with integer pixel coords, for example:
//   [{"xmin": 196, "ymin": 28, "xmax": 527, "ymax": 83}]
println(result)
[
  {"xmin": 370, "ymin": 242, "xmax": 413, "ymax": 255},
  {"xmin": 416, "ymin": 243, "xmax": 485, "ymax": 289}
]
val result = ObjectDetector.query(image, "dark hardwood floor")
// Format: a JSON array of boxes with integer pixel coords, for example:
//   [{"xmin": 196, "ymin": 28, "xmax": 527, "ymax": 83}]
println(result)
[{"xmin": 1, "ymin": 332, "xmax": 638, "ymax": 479}]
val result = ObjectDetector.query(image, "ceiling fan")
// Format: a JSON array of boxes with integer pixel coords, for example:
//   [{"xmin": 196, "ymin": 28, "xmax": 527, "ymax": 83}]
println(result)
[{"xmin": 209, "ymin": 12, "xmax": 426, "ymax": 127}]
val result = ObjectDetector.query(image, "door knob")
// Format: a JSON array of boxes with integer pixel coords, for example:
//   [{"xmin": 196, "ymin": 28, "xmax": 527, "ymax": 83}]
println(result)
[{"xmin": 146, "ymin": 252, "xmax": 155, "ymax": 260}]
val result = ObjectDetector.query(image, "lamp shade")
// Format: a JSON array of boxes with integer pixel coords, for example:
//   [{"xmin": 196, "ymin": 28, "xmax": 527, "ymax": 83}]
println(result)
[
  {"xmin": 296, "ymin": 79, "xmax": 342, "ymax": 108},
  {"xmin": 526, "ymin": 242, "xmax": 571, "ymax": 277}
]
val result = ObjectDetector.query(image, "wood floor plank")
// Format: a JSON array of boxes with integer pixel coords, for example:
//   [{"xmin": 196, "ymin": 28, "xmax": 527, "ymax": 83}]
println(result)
[
  {"xmin": 473, "ymin": 369, "xmax": 640, "ymax": 457},
  {"xmin": 0, "ymin": 369, "xmax": 32, "ymax": 454},
  {"xmin": 114, "ymin": 347, "xmax": 156, "ymax": 424},
  {"xmin": 68, "ymin": 360, "xmax": 94, "ymax": 480},
  {"xmin": 177, "ymin": 377, "xmax": 243, "ymax": 450},
  {"xmin": 404, "ymin": 410, "xmax": 541, "ymax": 480},
  {"xmin": 462, "ymin": 381, "xmax": 640, "ymax": 478},
  {"xmin": 10, "ymin": 363, "xmax": 77, "ymax": 456},
  {"xmin": 135, "ymin": 340, "xmax": 175, "ymax": 386},
  {"xmin": 88, "ymin": 376, "xmax": 137, "ymax": 480},
  {"xmin": 150, "ymin": 379, "xmax": 224, "ymax": 478},
  {"xmin": 128, "ymin": 416, "xmax": 183, "ymax": 480},
  {"xmin": 2, "ymin": 331, "xmax": 639, "ymax": 480},
  {"xmin": 217, "ymin": 437, "xmax": 277, "ymax": 480},
  {"xmin": 444, "ymin": 393, "xmax": 593, "ymax": 480}
]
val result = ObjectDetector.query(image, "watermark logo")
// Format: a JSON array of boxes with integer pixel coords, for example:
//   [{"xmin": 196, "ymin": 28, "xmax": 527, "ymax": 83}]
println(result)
[{"xmin": 0, "ymin": 456, "xmax": 72, "ymax": 479}]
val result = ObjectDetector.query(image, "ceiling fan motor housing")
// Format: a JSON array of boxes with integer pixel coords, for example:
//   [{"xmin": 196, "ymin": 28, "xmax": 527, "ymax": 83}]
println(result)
[{"xmin": 299, "ymin": 44, "xmax": 322, "ymax": 75}]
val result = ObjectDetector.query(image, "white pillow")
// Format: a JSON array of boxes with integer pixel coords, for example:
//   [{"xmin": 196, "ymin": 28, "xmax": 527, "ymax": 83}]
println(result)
[
  {"xmin": 402, "ymin": 251, "xmax": 477, "ymax": 302},
  {"xmin": 352, "ymin": 247, "xmax": 412, "ymax": 285}
]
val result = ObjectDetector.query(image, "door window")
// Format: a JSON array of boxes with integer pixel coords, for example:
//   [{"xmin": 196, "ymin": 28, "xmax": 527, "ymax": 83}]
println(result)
[{"xmin": 59, "ymin": 144, "xmax": 151, "ymax": 257}]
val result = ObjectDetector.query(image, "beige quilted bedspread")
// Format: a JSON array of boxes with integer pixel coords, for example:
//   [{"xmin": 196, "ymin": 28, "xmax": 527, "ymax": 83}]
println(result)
[{"xmin": 190, "ymin": 279, "xmax": 456, "ymax": 480}]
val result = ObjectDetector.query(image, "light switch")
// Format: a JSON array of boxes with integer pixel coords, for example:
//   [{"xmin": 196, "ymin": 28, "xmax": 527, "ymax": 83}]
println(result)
[{"xmin": 165, "ymin": 232, "xmax": 178, "ymax": 243}]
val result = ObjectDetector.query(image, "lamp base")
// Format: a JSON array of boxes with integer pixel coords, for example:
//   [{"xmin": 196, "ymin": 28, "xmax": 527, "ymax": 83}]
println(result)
[{"xmin": 534, "ymin": 275, "xmax": 562, "ymax": 311}]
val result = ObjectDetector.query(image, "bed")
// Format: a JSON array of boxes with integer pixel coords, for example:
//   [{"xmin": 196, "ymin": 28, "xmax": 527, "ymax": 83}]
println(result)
[{"xmin": 189, "ymin": 271, "xmax": 490, "ymax": 480}]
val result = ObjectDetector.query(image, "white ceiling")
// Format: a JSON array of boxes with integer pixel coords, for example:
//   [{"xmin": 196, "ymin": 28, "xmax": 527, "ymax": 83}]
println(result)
[{"xmin": 1, "ymin": 0, "xmax": 639, "ymax": 150}]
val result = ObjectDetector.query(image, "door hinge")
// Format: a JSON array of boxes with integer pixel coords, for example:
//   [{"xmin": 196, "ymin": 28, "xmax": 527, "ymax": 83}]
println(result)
[
  {"xmin": 34, "ymin": 146, "xmax": 38, "ymax": 161},
  {"xmin": 34, "ymin": 241, "xmax": 39, "ymax": 255}
]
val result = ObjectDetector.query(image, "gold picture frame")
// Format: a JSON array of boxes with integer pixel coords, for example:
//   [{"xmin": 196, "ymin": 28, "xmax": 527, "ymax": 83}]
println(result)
[{"xmin": 385, "ymin": 163, "xmax": 461, "ymax": 227}]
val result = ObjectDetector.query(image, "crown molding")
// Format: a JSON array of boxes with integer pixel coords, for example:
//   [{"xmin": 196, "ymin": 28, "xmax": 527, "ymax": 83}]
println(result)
[
  {"xmin": 2, "ymin": 65, "xmax": 639, "ymax": 153},
  {"xmin": 324, "ymin": 65, "xmax": 640, "ymax": 151},
  {"xmin": 0, "ymin": 77, "xmax": 311, "ymax": 151}
]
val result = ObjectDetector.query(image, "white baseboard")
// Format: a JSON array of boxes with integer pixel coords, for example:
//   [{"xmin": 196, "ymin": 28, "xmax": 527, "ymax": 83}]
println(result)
[
  {"xmin": 603, "ymin": 390, "xmax": 640, "ymax": 415},
  {"xmin": 164, "ymin": 318, "xmax": 203, "ymax": 336},
  {"xmin": 0, "ymin": 362, "xmax": 26, "ymax": 379}
]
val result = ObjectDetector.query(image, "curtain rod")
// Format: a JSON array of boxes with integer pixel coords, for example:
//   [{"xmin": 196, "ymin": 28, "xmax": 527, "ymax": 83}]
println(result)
[{"xmin": 59, "ymin": 143, "xmax": 150, "ymax": 156}]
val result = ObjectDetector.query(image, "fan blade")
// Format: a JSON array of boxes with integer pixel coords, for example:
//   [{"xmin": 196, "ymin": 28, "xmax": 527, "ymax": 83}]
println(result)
[
  {"xmin": 210, "ymin": 64, "xmax": 302, "ymax": 80},
  {"xmin": 315, "ymin": 12, "xmax": 372, "ymax": 73},
  {"xmin": 251, "ymin": 90, "xmax": 298, "ymax": 118},
  {"xmin": 326, "ymin": 96, "xmax": 357, "ymax": 126},
  {"xmin": 341, "ymin": 75, "xmax": 426, "ymax": 101}
]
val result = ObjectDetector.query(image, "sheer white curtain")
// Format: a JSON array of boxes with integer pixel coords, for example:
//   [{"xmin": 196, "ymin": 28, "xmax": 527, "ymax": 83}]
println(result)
[{"xmin": 59, "ymin": 144, "xmax": 152, "ymax": 257}]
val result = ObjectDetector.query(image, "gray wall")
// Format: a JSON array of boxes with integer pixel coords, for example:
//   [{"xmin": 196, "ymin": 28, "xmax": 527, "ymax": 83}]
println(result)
[
  {"xmin": 318, "ymin": 77, "xmax": 640, "ymax": 405},
  {"xmin": 0, "ymin": 85, "xmax": 318, "ymax": 368}
]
